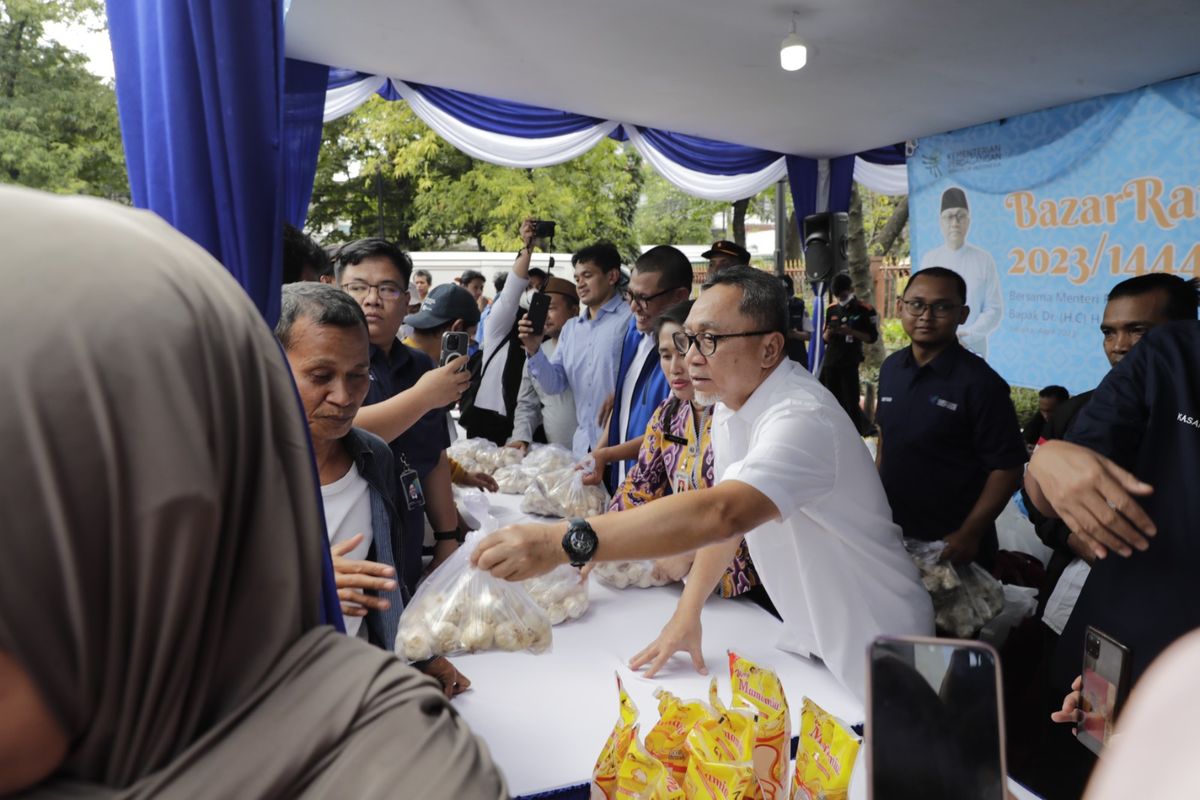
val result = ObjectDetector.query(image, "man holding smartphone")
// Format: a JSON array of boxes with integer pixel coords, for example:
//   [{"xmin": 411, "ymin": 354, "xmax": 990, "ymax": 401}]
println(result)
[
  {"xmin": 337, "ymin": 239, "xmax": 473, "ymax": 587},
  {"xmin": 464, "ymin": 219, "xmax": 543, "ymax": 445},
  {"xmin": 507, "ymin": 278, "xmax": 580, "ymax": 451}
]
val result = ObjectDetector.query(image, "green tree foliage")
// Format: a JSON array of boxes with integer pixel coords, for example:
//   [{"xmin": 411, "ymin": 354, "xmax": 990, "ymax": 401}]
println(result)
[
  {"xmin": 308, "ymin": 97, "xmax": 643, "ymax": 261},
  {"xmin": 0, "ymin": 0, "xmax": 127, "ymax": 199},
  {"xmin": 633, "ymin": 165, "xmax": 724, "ymax": 247}
]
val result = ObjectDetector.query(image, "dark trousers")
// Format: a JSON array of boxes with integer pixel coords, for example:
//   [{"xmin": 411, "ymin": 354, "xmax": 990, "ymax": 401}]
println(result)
[{"xmin": 820, "ymin": 359, "xmax": 868, "ymax": 434}]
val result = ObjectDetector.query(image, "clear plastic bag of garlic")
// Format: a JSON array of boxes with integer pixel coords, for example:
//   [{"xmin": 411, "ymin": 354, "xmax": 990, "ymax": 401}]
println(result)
[
  {"xmin": 520, "ymin": 464, "xmax": 608, "ymax": 519},
  {"xmin": 446, "ymin": 438, "xmax": 498, "ymax": 474},
  {"xmin": 492, "ymin": 464, "xmax": 538, "ymax": 494},
  {"xmin": 591, "ymin": 560, "xmax": 673, "ymax": 590},
  {"xmin": 521, "ymin": 443, "xmax": 575, "ymax": 473},
  {"xmin": 523, "ymin": 564, "xmax": 590, "ymax": 625},
  {"xmin": 395, "ymin": 527, "xmax": 552, "ymax": 661}
]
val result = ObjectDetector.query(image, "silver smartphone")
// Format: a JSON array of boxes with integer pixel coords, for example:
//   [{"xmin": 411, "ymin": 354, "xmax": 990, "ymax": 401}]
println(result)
[
  {"xmin": 867, "ymin": 636, "xmax": 1007, "ymax": 800},
  {"xmin": 1076, "ymin": 626, "xmax": 1131, "ymax": 756},
  {"xmin": 440, "ymin": 331, "xmax": 469, "ymax": 370}
]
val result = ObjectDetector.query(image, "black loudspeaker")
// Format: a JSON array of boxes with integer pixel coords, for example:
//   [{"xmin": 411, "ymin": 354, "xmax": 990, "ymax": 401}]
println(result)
[{"xmin": 802, "ymin": 212, "xmax": 848, "ymax": 283}]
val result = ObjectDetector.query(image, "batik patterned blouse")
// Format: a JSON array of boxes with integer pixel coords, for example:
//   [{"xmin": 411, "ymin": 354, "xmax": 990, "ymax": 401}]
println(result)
[{"xmin": 608, "ymin": 396, "xmax": 759, "ymax": 598}]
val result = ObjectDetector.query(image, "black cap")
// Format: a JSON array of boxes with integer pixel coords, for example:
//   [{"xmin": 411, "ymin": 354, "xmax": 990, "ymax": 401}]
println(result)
[
  {"xmin": 404, "ymin": 283, "xmax": 481, "ymax": 330},
  {"xmin": 941, "ymin": 187, "xmax": 969, "ymax": 212},
  {"xmin": 701, "ymin": 240, "xmax": 751, "ymax": 263}
]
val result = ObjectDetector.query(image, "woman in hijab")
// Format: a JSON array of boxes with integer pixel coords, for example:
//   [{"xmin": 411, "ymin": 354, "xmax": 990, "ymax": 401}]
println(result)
[{"xmin": 0, "ymin": 186, "xmax": 507, "ymax": 798}]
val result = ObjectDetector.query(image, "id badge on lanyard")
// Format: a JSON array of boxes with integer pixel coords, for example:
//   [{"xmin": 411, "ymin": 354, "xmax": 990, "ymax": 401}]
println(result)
[{"xmin": 397, "ymin": 452, "xmax": 425, "ymax": 511}]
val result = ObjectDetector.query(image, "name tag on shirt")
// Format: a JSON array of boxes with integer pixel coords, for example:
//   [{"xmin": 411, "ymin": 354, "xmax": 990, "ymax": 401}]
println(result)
[
  {"xmin": 930, "ymin": 395, "xmax": 959, "ymax": 411},
  {"xmin": 400, "ymin": 468, "xmax": 425, "ymax": 511}
]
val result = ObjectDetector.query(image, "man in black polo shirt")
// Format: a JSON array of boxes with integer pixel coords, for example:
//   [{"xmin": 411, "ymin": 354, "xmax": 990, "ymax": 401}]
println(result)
[
  {"xmin": 819, "ymin": 273, "xmax": 879, "ymax": 433},
  {"xmin": 875, "ymin": 267, "xmax": 1026, "ymax": 567},
  {"xmin": 335, "ymin": 239, "xmax": 473, "ymax": 593}
]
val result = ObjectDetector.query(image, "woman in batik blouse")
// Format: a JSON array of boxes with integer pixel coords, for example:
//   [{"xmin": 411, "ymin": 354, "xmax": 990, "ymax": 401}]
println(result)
[{"xmin": 608, "ymin": 301, "xmax": 760, "ymax": 599}]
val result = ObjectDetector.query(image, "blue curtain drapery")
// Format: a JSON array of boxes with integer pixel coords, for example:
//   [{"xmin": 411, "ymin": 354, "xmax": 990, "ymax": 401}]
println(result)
[
  {"xmin": 407, "ymin": 81, "xmax": 605, "ymax": 138},
  {"xmin": 283, "ymin": 58, "xmax": 330, "ymax": 227},
  {"xmin": 631, "ymin": 127, "xmax": 783, "ymax": 177},
  {"xmin": 106, "ymin": 0, "xmax": 344, "ymax": 631}
]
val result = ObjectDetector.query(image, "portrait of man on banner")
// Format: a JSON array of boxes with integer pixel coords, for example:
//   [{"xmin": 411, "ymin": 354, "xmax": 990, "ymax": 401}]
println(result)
[{"xmin": 919, "ymin": 187, "xmax": 1004, "ymax": 357}]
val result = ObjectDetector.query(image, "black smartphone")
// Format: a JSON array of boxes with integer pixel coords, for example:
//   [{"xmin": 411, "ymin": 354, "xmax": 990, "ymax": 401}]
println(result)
[
  {"xmin": 532, "ymin": 219, "xmax": 556, "ymax": 239},
  {"xmin": 1077, "ymin": 626, "xmax": 1131, "ymax": 756},
  {"xmin": 526, "ymin": 291, "xmax": 551, "ymax": 336},
  {"xmin": 868, "ymin": 636, "xmax": 1006, "ymax": 800},
  {"xmin": 440, "ymin": 331, "xmax": 469, "ymax": 370}
]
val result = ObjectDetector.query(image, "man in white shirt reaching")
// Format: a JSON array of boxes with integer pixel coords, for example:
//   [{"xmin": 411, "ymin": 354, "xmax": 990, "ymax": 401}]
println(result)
[
  {"xmin": 919, "ymin": 186, "xmax": 1003, "ymax": 358},
  {"xmin": 473, "ymin": 266, "xmax": 932, "ymax": 700}
]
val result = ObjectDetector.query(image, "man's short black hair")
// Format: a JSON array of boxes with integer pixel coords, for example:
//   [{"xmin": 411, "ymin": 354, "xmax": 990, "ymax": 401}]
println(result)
[
  {"xmin": 1039, "ymin": 385, "xmax": 1070, "ymax": 402},
  {"xmin": 275, "ymin": 282, "xmax": 369, "ymax": 350},
  {"xmin": 413, "ymin": 269, "xmax": 432, "ymax": 283},
  {"xmin": 572, "ymin": 242, "xmax": 622, "ymax": 273},
  {"xmin": 702, "ymin": 265, "xmax": 788, "ymax": 336},
  {"xmin": 831, "ymin": 273, "xmax": 853, "ymax": 295},
  {"xmin": 493, "ymin": 272, "xmax": 507, "ymax": 292},
  {"xmin": 654, "ymin": 300, "xmax": 694, "ymax": 340},
  {"xmin": 634, "ymin": 245, "xmax": 694, "ymax": 291},
  {"xmin": 528, "ymin": 267, "xmax": 548, "ymax": 281},
  {"xmin": 335, "ymin": 238, "xmax": 413, "ymax": 289},
  {"xmin": 1108, "ymin": 273, "xmax": 1199, "ymax": 321},
  {"xmin": 282, "ymin": 224, "xmax": 331, "ymax": 284},
  {"xmin": 907, "ymin": 266, "xmax": 968, "ymax": 305},
  {"xmin": 460, "ymin": 269, "xmax": 486, "ymax": 287}
]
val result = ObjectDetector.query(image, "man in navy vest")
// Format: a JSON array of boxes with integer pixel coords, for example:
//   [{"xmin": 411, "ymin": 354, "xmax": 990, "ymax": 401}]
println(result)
[{"xmin": 586, "ymin": 246, "xmax": 694, "ymax": 491}]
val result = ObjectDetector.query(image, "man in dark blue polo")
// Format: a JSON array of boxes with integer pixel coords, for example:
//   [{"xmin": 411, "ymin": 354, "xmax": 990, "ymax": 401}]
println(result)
[
  {"xmin": 335, "ymin": 238, "xmax": 473, "ymax": 593},
  {"xmin": 875, "ymin": 267, "xmax": 1026, "ymax": 568}
]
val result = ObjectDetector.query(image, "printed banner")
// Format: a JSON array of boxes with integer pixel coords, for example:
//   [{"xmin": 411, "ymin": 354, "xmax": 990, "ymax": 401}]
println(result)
[{"xmin": 909, "ymin": 74, "xmax": 1199, "ymax": 393}]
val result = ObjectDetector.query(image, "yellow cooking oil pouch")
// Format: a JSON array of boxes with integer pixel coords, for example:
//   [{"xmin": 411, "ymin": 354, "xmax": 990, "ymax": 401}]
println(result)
[
  {"xmin": 616, "ymin": 735, "xmax": 685, "ymax": 799},
  {"xmin": 728, "ymin": 651, "xmax": 791, "ymax": 800},
  {"xmin": 592, "ymin": 674, "xmax": 640, "ymax": 800},
  {"xmin": 790, "ymin": 698, "xmax": 860, "ymax": 800},
  {"xmin": 644, "ymin": 688, "xmax": 716, "ymax": 781}
]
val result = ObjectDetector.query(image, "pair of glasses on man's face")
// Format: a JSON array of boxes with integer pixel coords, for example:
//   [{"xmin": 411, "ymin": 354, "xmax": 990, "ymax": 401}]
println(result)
[
  {"xmin": 672, "ymin": 329, "xmax": 773, "ymax": 357},
  {"xmin": 901, "ymin": 299, "xmax": 961, "ymax": 318},
  {"xmin": 342, "ymin": 281, "xmax": 407, "ymax": 302},
  {"xmin": 628, "ymin": 286, "xmax": 682, "ymax": 310}
]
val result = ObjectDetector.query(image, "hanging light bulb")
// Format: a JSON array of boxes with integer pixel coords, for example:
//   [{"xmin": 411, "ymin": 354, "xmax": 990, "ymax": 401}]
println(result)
[{"xmin": 780, "ymin": 13, "xmax": 807, "ymax": 71}]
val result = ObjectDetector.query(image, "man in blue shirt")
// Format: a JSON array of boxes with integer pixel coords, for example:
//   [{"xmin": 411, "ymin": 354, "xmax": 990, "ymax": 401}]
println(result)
[
  {"xmin": 518, "ymin": 242, "xmax": 633, "ymax": 458},
  {"xmin": 335, "ymin": 238, "xmax": 473, "ymax": 593},
  {"xmin": 875, "ymin": 267, "xmax": 1026, "ymax": 568},
  {"xmin": 591, "ymin": 245, "xmax": 694, "ymax": 489}
]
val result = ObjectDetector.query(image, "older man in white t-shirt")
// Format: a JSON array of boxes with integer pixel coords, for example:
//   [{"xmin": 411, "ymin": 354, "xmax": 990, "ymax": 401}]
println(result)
[{"xmin": 473, "ymin": 266, "xmax": 933, "ymax": 700}]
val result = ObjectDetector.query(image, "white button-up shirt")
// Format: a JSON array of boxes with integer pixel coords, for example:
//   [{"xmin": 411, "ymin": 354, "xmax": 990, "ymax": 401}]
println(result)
[{"xmin": 713, "ymin": 359, "xmax": 934, "ymax": 700}]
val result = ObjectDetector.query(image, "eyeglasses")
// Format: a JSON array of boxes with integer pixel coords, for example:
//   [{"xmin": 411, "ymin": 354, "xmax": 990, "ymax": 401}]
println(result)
[
  {"xmin": 901, "ymin": 299, "xmax": 961, "ymax": 318},
  {"xmin": 672, "ymin": 328, "xmax": 774, "ymax": 357},
  {"xmin": 628, "ymin": 286, "xmax": 680, "ymax": 310},
  {"xmin": 941, "ymin": 210, "xmax": 969, "ymax": 223},
  {"xmin": 342, "ymin": 281, "xmax": 407, "ymax": 301}
]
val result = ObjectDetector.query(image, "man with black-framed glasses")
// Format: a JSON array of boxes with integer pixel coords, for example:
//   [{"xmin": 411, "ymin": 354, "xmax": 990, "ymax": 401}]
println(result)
[
  {"xmin": 875, "ymin": 267, "xmax": 1026, "ymax": 569},
  {"xmin": 473, "ymin": 266, "xmax": 933, "ymax": 701},
  {"xmin": 587, "ymin": 246, "xmax": 694, "ymax": 489}
]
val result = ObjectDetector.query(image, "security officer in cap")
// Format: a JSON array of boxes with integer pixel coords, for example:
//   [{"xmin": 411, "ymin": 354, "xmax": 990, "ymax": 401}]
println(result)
[{"xmin": 702, "ymin": 239, "xmax": 751, "ymax": 277}]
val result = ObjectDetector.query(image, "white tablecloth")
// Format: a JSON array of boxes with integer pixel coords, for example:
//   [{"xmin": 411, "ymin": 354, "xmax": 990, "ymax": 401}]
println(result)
[
  {"xmin": 452, "ymin": 490, "xmax": 1041, "ymax": 800},
  {"xmin": 452, "ymin": 491, "xmax": 861, "ymax": 796}
]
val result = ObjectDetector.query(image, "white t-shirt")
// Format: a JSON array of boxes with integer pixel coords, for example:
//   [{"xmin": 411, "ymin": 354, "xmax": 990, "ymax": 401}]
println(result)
[
  {"xmin": 714, "ymin": 359, "xmax": 934, "ymax": 701},
  {"xmin": 617, "ymin": 332, "xmax": 657, "ymax": 484},
  {"xmin": 321, "ymin": 463, "xmax": 374, "ymax": 638},
  {"xmin": 919, "ymin": 242, "xmax": 1003, "ymax": 358}
]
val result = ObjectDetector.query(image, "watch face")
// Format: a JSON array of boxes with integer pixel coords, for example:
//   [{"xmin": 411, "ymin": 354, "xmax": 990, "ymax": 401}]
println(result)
[{"xmin": 568, "ymin": 527, "xmax": 596, "ymax": 558}]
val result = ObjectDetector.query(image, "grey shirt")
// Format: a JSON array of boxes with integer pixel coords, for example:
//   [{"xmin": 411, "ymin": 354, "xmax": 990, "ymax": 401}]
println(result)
[{"xmin": 509, "ymin": 338, "xmax": 577, "ymax": 447}]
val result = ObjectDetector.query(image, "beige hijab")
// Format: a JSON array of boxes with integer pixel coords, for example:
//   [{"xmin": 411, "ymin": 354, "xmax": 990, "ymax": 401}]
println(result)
[{"xmin": 0, "ymin": 187, "xmax": 506, "ymax": 798}]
